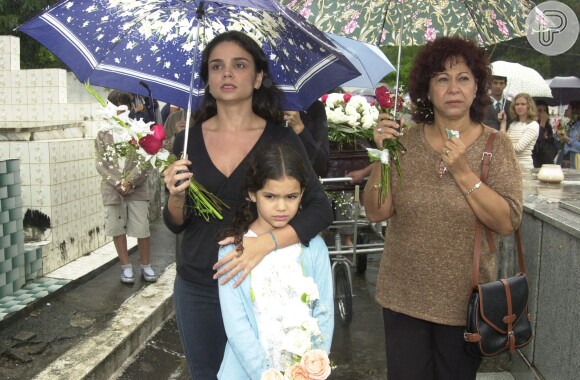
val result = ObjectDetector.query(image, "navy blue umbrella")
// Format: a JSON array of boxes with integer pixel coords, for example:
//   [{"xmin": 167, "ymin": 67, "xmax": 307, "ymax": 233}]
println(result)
[{"xmin": 17, "ymin": 0, "xmax": 360, "ymax": 112}]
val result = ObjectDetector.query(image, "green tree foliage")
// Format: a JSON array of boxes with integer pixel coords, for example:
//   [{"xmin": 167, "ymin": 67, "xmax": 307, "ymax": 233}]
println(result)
[{"xmin": 0, "ymin": 0, "xmax": 65, "ymax": 69}]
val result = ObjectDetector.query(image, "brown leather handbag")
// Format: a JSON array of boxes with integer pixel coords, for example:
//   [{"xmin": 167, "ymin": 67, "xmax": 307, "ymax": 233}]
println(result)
[{"xmin": 463, "ymin": 133, "xmax": 533, "ymax": 357}]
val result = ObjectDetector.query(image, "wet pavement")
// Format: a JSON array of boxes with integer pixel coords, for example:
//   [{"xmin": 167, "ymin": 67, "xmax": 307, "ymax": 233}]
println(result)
[
  {"xmin": 0, "ymin": 218, "xmax": 177, "ymax": 380},
  {"xmin": 117, "ymin": 252, "xmax": 512, "ymax": 380},
  {"xmin": 0, "ymin": 215, "xmax": 514, "ymax": 379}
]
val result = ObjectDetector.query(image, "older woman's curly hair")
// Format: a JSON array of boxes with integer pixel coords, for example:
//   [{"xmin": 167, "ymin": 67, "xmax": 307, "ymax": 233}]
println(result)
[{"xmin": 408, "ymin": 36, "xmax": 492, "ymax": 124}]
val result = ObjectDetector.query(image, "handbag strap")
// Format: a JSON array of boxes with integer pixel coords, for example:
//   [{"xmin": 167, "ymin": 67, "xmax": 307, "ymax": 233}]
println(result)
[
  {"xmin": 470, "ymin": 132, "xmax": 526, "ymax": 290},
  {"xmin": 480, "ymin": 133, "xmax": 498, "ymax": 253}
]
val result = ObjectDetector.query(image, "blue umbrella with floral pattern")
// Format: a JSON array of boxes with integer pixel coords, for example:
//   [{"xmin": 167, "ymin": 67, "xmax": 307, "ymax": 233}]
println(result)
[{"xmin": 17, "ymin": 0, "xmax": 360, "ymax": 112}]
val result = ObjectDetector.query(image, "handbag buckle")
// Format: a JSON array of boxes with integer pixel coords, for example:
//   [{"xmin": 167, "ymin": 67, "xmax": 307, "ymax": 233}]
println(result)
[
  {"xmin": 463, "ymin": 332, "xmax": 481, "ymax": 342},
  {"xmin": 481, "ymin": 152, "xmax": 493, "ymax": 161}
]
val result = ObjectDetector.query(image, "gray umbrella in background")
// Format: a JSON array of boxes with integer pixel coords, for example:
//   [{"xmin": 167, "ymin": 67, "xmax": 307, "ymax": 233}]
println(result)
[{"xmin": 547, "ymin": 76, "xmax": 580, "ymax": 106}]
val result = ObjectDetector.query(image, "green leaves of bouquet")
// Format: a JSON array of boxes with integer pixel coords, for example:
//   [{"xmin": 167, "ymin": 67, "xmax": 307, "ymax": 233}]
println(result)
[{"xmin": 86, "ymin": 82, "xmax": 227, "ymax": 221}]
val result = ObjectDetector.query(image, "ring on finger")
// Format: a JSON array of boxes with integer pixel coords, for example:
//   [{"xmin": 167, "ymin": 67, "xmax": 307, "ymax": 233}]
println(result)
[
  {"xmin": 377, "ymin": 128, "xmax": 383, "ymax": 134},
  {"xmin": 444, "ymin": 148, "xmax": 450, "ymax": 155}
]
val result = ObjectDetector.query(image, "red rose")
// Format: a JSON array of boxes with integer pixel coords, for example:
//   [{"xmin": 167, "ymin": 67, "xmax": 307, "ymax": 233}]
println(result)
[
  {"xmin": 375, "ymin": 86, "xmax": 390, "ymax": 98},
  {"xmin": 343, "ymin": 93, "xmax": 352, "ymax": 103},
  {"xmin": 321, "ymin": 94, "xmax": 328, "ymax": 103},
  {"xmin": 375, "ymin": 86, "xmax": 394, "ymax": 109},
  {"xmin": 376, "ymin": 93, "xmax": 394, "ymax": 109},
  {"xmin": 139, "ymin": 134, "xmax": 163, "ymax": 154}
]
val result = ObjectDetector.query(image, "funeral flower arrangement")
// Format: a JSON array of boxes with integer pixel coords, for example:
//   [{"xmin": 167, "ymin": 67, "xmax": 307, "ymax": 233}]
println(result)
[
  {"xmin": 255, "ymin": 254, "xmax": 331, "ymax": 380},
  {"xmin": 321, "ymin": 93, "xmax": 379, "ymax": 149},
  {"xmin": 88, "ymin": 83, "xmax": 226, "ymax": 221}
]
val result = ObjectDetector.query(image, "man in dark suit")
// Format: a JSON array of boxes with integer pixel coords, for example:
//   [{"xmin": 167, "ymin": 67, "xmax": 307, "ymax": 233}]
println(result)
[
  {"xmin": 283, "ymin": 100, "xmax": 330, "ymax": 178},
  {"xmin": 483, "ymin": 75, "xmax": 511, "ymax": 130}
]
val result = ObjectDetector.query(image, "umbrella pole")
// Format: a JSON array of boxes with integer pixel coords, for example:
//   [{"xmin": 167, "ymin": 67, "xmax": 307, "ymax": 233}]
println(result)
[
  {"xmin": 182, "ymin": 1, "xmax": 205, "ymax": 160},
  {"xmin": 392, "ymin": 0, "xmax": 405, "ymax": 119}
]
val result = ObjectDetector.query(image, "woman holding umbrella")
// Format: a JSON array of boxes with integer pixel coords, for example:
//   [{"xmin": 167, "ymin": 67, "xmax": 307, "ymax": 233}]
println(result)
[
  {"xmin": 363, "ymin": 37, "xmax": 523, "ymax": 379},
  {"xmin": 162, "ymin": 31, "xmax": 333, "ymax": 379}
]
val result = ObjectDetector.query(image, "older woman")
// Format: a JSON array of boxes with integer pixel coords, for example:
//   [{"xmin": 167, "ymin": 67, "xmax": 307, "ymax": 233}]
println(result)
[
  {"xmin": 500, "ymin": 93, "xmax": 540, "ymax": 169},
  {"xmin": 364, "ymin": 37, "xmax": 523, "ymax": 380}
]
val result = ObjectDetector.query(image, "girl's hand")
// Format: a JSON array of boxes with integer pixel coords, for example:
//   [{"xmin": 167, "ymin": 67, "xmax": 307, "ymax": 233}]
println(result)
[
  {"xmin": 163, "ymin": 158, "xmax": 193, "ymax": 197},
  {"xmin": 213, "ymin": 235, "xmax": 265, "ymax": 287},
  {"xmin": 374, "ymin": 113, "xmax": 401, "ymax": 148}
]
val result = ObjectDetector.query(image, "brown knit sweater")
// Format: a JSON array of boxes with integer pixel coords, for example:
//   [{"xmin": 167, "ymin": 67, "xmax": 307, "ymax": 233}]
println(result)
[{"xmin": 376, "ymin": 124, "xmax": 523, "ymax": 326}]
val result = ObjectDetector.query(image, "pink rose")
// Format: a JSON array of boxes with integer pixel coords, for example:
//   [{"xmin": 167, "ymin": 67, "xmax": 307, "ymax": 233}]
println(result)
[
  {"xmin": 300, "ymin": 349, "xmax": 331, "ymax": 380},
  {"xmin": 283, "ymin": 363, "xmax": 309, "ymax": 380},
  {"xmin": 151, "ymin": 124, "xmax": 166, "ymax": 140},
  {"xmin": 321, "ymin": 94, "xmax": 328, "ymax": 104},
  {"xmin": 261, "ymin": 368, "xmax": 284, "ymax": 380},
  {"xmin": 139, "ymin": 124, "xmax": 166, "ymax": 155},
  {"xmin": 343, "ymin": 93, "xmax": 352, "ymax": 103}
]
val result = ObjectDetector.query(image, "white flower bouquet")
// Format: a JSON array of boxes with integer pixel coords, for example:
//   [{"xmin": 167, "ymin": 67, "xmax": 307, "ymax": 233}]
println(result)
[
  {"xmin": 321, "ymin": 93, "xmax": 379, "ymax": 149},
  {"xmin": 87, "ymin": 83, "xmax": 227, "ymax": 221},
  {"xmin": 255, "ymin": 258, "xmax": 331, "ymax": 380}
]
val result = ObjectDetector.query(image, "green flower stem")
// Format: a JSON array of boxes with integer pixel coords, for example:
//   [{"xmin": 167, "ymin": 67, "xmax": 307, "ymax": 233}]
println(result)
[{"xmin": 187, "ymin": 177, "xmax": 228, "ymax": 221}]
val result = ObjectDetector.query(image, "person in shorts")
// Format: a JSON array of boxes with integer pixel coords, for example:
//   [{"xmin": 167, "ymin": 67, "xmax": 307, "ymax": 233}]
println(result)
[{"xmin": 95, "ymin": 90, "xmax": 157, "ymax": 283}]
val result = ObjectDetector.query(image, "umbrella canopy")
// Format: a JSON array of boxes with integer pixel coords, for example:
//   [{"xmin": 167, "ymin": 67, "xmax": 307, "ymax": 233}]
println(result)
[
  {"xmin": 491, "ymin": 61, "xmax": 552, "ymax": 98},
  {"xmin": 546, "ymin": 76, "xmax": 580, "ymax": 106},
  {"xmin": 17, "ymin": 0, "xmax": 360, "ymax": 111},
  {"xmin": 283, "ymin": 0, "xmax": 536, "ymax": 117},
  {"xmin": 283, "ymin": 0, "xmax": 534, "ymax": 46},
  {"xmin": 324, "ymin": 33, "xmax": 395, "ymax": 89}
]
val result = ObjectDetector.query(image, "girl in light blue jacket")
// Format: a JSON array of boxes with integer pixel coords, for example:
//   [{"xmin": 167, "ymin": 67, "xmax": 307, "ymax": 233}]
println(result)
[{"xmin": 216, "ymin": 143, "xmax": 333, "ymax": 380}]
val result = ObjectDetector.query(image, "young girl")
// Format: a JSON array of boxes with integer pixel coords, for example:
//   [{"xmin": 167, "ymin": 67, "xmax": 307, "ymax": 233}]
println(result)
[{"xmin": 216, "ymin": 143, "xmax": 334, "ymax": 379}]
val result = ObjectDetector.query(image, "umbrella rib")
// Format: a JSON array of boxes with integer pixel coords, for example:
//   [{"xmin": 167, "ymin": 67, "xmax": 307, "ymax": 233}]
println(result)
[{"xmin": 462, "ymin": 1, "xmax": 488, "ymax": 44}]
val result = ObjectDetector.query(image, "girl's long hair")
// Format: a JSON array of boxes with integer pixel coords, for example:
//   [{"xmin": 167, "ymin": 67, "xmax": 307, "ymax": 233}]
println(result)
[{"xmin": 217, "ymin": 143, "xmax": 308, "ymax": 250}]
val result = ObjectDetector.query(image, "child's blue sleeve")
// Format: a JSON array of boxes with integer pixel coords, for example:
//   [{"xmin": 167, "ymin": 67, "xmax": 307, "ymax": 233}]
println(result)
[{"xmin": 309, "ymin": 236, "xmax": 334, "ymax": 353}]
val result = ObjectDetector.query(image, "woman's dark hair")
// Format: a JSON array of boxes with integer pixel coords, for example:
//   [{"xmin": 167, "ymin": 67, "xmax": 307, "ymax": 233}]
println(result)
[
  {"xmin": 408, "ymin": 36, "xmax": 492, "ymax": 124},
  {"xmin": 194, "ymin": 31, "xmax": 284, "ymax": 124},
  {"xmin": 217, "ymin": 143, "xmax": 308, "ymax": 250}
]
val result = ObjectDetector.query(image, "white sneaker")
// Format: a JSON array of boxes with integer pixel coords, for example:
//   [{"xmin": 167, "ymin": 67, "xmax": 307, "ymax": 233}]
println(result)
[
  {"xmin": 121, "ymin": 265, "xmax": 134, "ymax": 284},
  {"xmin": 141, "ymin": 266, "xmax": 158, "ymax": 282}
]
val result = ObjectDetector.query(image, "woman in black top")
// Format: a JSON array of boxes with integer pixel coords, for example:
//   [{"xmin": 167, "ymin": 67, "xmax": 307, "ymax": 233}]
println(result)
[{"xmin": 162, "ymin": 31, "xmax": 333, "ymax": 380}]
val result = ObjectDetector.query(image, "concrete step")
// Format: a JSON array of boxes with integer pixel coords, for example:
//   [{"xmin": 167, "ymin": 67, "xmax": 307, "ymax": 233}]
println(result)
[{"xmin": 32, "ymin": 264, "xmax": 175, "ymax": 380}]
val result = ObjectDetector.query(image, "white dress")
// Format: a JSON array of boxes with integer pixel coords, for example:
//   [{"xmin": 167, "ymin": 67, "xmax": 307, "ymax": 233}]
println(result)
[
  {"xmin": 507, "ymin": 120, "xmax": 539, "ymax": 169},
  {"xmin": 247, "ymin": 230, "xmax": 322, "ymax": 372}
]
